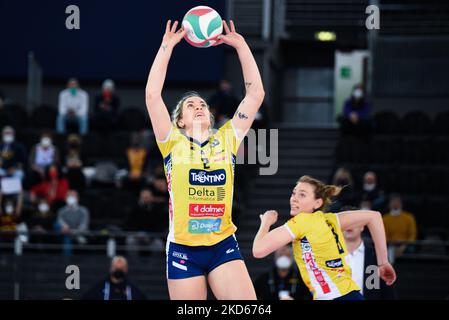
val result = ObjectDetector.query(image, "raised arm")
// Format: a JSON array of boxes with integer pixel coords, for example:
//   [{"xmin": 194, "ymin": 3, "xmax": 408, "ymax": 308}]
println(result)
[
  {"xmin": 145, "ymin": 20, "xmax": 186, "ymax": 141},
  {"xmin": 252, "ymin": 210, "xmax": 293, "ymax": 258},
  {"xmin": 338, "ymin": 210, "xmax": 397, "ymax": 285},
  {"xmin": 216, "ymin": 21, "xmax": 265, "ymax": 139}
]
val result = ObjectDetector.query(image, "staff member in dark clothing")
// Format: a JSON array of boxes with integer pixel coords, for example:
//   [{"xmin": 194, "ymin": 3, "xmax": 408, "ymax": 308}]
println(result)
[
  {"xmin": 82, "ymin": 256, "xmax": 146, "ymax": 300},
  {"xmin": 254, "ymin": 246, "xmax": 310, "ymax": 300},
  {"xmin": 344, "ymin": 226, "xmax": 397, "ymax": 300}
]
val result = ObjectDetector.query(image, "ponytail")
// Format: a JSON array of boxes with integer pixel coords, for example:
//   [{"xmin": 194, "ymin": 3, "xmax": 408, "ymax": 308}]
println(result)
[{"xmin": 297, "ymin": 175, "xmax": 341, "ymax": 211}]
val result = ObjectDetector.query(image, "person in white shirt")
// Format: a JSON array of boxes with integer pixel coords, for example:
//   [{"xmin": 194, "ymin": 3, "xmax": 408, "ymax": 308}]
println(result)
[
  {"xmin": 56, "ymin": 78, "xmax": 89, "ymax": 135},
  {"xmin": 344, "ymin": 225, "xmax": 397, "ymax": 300}
]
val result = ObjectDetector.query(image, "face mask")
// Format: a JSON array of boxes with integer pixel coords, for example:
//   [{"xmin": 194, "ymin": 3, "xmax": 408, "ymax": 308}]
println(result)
[
  {"xmin": 112, "ymin": 270, "xmax": 126, "ymax": 281},
  {"xmin": 336, "ymin": 178, "xmax": 349, "ymax": 186},
  {"xmin": 70, "ymin": 88, "xmax": 77, "ymax": 96},
  {"xmin": 5, "ymin": 205, "xmax": 14, "ymax": 215},
  {"xmin": 41, "ymin": 137, "xmax": 52, "ymax": 147},
  {"xmin": 276, "ymin": 256, "xmax": 292, "ymax": 270},
  {"xmin": 3, "ymin": 134, "xmax": 14, "ymax": 144},
  {"xmin": 390, "ymin": 208, "xmax": 401, "ymax": 216},
  {"xmin": 363, "ymin": 183, "xmax": 376, "ymax": 192},
  {"xmin": 67, "ymin": 196, "xmax": 78, "ymax": 206},
  {"xmin": 353, "ymin": 88, "xmax": 363, "ymax": 99},
  {"xmin": 39, "ymin": 203, "xmax": 50, "ymax": 213},
  {"xmin": 69, "ymin": 142, "xmax": 80, "ymax": 149}
]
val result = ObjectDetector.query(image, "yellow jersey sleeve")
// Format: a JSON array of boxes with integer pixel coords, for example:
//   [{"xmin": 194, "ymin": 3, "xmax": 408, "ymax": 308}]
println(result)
[
  {"xmin": 218, "ymin": 120, "xmax": 243, "ymax": 155},
  {"xmin": 156, "ymin": 124, "xmax": 181, "ymax": 158},
  {"xmin": 285, "ymin": 214, "xmax": 304, "ymax": 240}
]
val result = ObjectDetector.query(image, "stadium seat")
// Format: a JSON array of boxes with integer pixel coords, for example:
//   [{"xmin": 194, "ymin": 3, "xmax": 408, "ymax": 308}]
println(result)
[
  {"xmin": 373, "ymin": 111, "xmax": 401, "ymax": 134},
  {"xmin": 5, "ymin": 103, "xmax": 28, "ymax": 129},
  {"xmin": 401, "ymin": 111, "xmax": 432, "ymax": 135},
  {"xmin": 433, "ymin": 110, "xmax": 449, "ymax": 135},
  {"xmin": 31, "ymin": 105, "xmax": 57, "ymax": 129},
  {"xmin": 430, "ymin": 138, "xmax": 449, "ymax": 165},
  {"xmin": 400, "ymin": 138, "xmax": 431, "ymax": 165},
  {"xmin": 118, "ymin": 108, "xmax": 149, "ymax": 131},
  {"xmin": 398, "ymin": 169, "xmax": 426, "ymax": 194}
]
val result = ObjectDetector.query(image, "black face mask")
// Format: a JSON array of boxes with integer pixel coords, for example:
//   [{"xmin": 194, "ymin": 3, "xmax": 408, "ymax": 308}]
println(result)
[
  {"xmin": 111, "ymin": 270, "xmax": 126, "ymax": 281},
  {"xmin": 336, "ymin": 178, "xmax": 349, "ymax": 186},
  {"xmin": 69, "ymin": 143, "xmax": 80, "ymax": 149}
]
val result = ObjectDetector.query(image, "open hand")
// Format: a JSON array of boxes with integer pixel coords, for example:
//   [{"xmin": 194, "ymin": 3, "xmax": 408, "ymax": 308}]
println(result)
[
  {"xmin": 162, "ymin": 20, "xmax": 186, "ymax": 49},
  {"xmin": 215, "ymin": 20, "xmax": 246, "ymax": 50}
]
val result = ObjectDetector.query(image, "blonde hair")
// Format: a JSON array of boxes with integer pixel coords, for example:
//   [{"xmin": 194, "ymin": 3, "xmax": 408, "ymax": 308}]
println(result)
[
  {"xmin": 171, "ymin": 91, "xmax": 215, "ymax": 130},
  {"xmin": 298, "ymin": 175, "xmax": 341, "ymax": 211}
]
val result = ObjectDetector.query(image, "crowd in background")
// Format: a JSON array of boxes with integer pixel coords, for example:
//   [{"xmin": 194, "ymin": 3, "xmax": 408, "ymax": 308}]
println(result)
[{"xmin": 0, "ymin": 78, "xmax": 254, "ymax": 255}]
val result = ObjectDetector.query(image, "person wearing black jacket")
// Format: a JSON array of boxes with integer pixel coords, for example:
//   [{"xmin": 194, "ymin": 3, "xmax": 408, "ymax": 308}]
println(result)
[
  {"xmin": 82, "ymin": 256, "xmax": 146, "ymax": 300},
  {"xmin": 254, "ymin": 246, "xmax": 310, "ymax": 300},
  {"xmin": 344, "ymin": 226, "xmax": 397, "ymax": 300}
]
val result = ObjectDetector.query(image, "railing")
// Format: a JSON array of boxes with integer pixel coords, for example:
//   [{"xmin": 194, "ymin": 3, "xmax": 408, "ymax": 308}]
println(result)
[{"xmin": 1, "ymin": 230, "xmax": 449, "ymax": 260}]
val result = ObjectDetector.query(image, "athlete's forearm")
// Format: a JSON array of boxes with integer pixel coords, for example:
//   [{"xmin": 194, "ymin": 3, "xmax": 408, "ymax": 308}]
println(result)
[
  {"xmin": 236, "ymin": 43, "xmax": 265, "ymax": 101},
  {"xmin": 252, "ymin": 221, "xmax": 271, "ymax": 258},
  {"xmin": 366, "ymin": 212, "xmax": 390, "ymax": 266},
  {"xmin": 145, "ymin": 43, "xmax": 174, "ymax": 100}
]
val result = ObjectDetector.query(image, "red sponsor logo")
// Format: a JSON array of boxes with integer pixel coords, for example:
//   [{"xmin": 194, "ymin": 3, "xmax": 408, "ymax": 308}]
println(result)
[
  {"xmin": 189, "ymin": 204, "xmax": 225, "ymax": 217},
  {"xmin": 304, "ymin": 252, "xmax": 331, "ymax": 294}
]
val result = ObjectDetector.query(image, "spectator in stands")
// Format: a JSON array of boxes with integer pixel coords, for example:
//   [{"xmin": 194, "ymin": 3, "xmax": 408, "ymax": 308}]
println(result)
[
  {"xmin": 0, "ymin": 192, "xmax": 24, "ymax": 242},
  {"xmin": 30, "ymin": 165, "xmax": 69, "ymax": 210},
  {"xmin": 26, "ymin": 198, "xmax": 56, "ymax": 244},
  {"xmin": 150, "ymin": 175, "xmax": 169, "ymax": 214},
  {"xmin": 82, "ymin": 256, "xmax": 146, "ymax": 300},
  {"xmin": 344, "ymin": 224, "xmax": 397, "ymax": 300},
  {"xmin": 29, "ymin": 132, "xmax": 60, "ymax": 185},
  {"xmin": 254, "ymin": 246, "xmax": 310, "ymax": 300},
  {"xmin": 123, "ymin": 132, "xmax": 149, "ymax": 191},
  {"xmin": 338, "ymin": 83, "xmax": 372, "ymax": 137},
  {"xmin": 358, "ymin": 171, "xmax": 386, "ymax": 212},
  {"xmin": 383, "ymin": 194, "xmax": 417, "ymax": 258},
  {"xmin": 124, "ymin": 188, "xmax": 167, "ymax": 253},
  {"xmin": 56, "ymin": 78, "xmax": 89, "ymax": 135},
  {"xmin": 208, "ymin": 79, "xmax": 240, "ymax": 128},
  {"xmin": 0, "ymin": 93, "xmax": 14, "ymax": 129},
  {"xmin": 327, "ymin": 167, "xmax": 357, "ymax": 212},
  {"xmin": 63, "ymin": 134, "xmax": 86, "ymax": 193},
  {"xmin": 55, "ymin": 190, "xmax": 89, "ymax": 255},
  {"xmin": 0, "ymin": 126, "xmax": 27, "ymax": 180},
  {"xmin": 94, "ymin": 79, "xmax": 120, "ymax": 131}
]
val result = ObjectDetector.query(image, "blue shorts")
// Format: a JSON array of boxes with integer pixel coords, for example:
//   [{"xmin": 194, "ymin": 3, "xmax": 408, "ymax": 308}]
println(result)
[
  {"xmin": 334, "ymin": 291, "xmax": 365, "ymax": 301},
  {"xmin": 166, "ymin": 234, "xmax": 243, "ymax": 280}
]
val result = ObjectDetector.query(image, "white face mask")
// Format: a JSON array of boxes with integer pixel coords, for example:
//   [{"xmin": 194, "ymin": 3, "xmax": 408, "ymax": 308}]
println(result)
[
  {"xmin": 3, "ymin": 134, "xmax": 14, "ymax": 144},
  {"xmin": 66, "ymin": 196, "xmax": 78, "ymax": 206},
  {"xmin": 276, "ymin": 256, "xmax": 292, "ymax": 270},
  {"xmin": 41, "ymin": 137, "xmax": 52, "ymax": 147},
  {"xmin": 390, "ymin": 208, "xmax": 401, "ymax": 216},
  {"xmin": 353, "ymin": 88, "xmax": 363, "ymax": 99},
  {"xmin": 363, "ymin": 183, "xmax": 376, "ymax": 192},
  {"xmin": 5, "ymin": 205, "xmax": 14, "ymax": 215},
  {"xmin": 38, "ymin": 203, "xmax": 50, "ymax": 213}
]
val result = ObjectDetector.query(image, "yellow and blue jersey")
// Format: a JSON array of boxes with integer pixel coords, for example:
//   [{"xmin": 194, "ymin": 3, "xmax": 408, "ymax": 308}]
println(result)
[
  {"xmin": 156, "ymin": 120, "xmax": 241, "ymax": 247},
  {"xmin": 284, "ymin": 211, "xmax": 361, "ymax": 300}
]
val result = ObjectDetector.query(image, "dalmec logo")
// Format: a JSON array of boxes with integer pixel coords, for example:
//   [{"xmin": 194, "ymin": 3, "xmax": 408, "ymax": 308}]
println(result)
[{"xmin": 189, "ymin": 204, "xmax": 225, "ymax": 217}]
